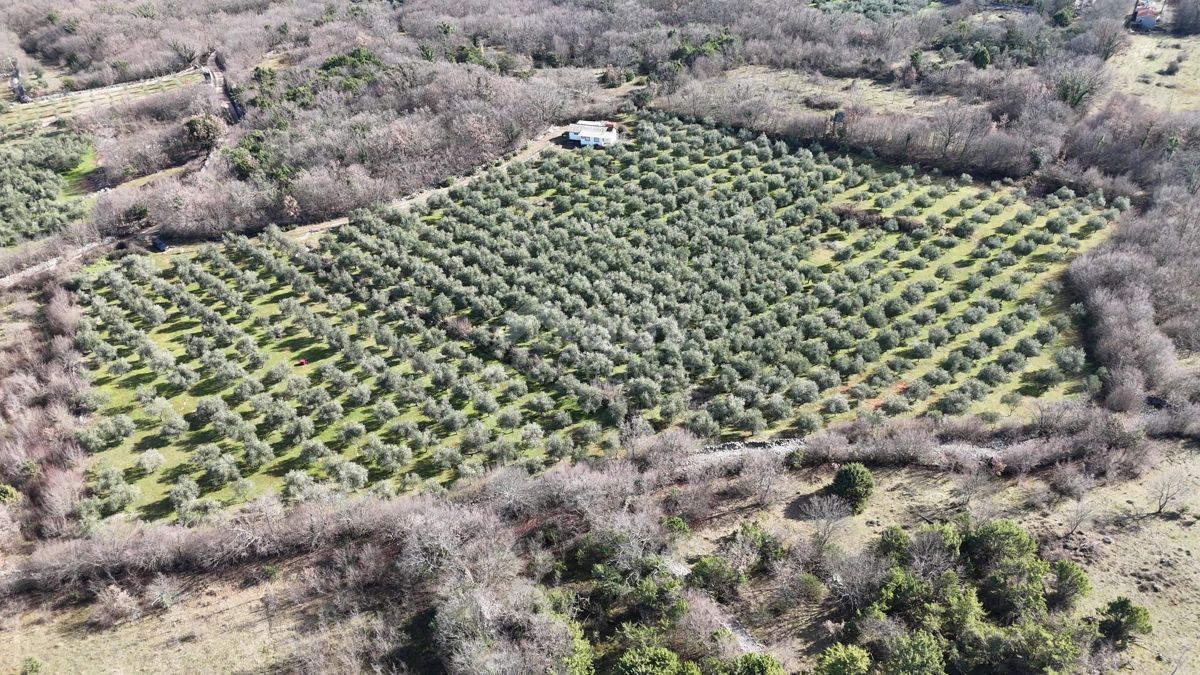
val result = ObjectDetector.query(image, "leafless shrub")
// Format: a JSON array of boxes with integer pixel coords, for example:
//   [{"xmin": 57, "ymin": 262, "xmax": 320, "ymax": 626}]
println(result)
[
  {"xmin": 433, "ymin": 581, "xmax": 579, "ymax": 675},
  {"xmin": 0, "ymin": 504, "xmax": 20, "ymax": 553},
  {"xmin": 771, "ymin": 539, "xmax": 827, "ymax": 609},
  {"xmin": 1026, "ymin": 483, "xmax": 1057, "ymax": 512},
  {"xmin": 1150, "ymin": 473, "xmax": 1191, "ymax": 515},
  {"xmin": 668, "ymin": 590, "xmax": 739, "ymax": 661},
  {"xmin": 800, "ymin": 494, "xmax": 852, "ymax": 551},
  {"xmin": 1062, "ymin": 499, "xmax": 1096, "ymax": 538},
  {"xmin": 1000, "ymin": 438, "xmax": 1072, "ymax": 475},
  {"xmin": 30, "ymin": 467, "xmax": 85, "ymax": 538},
  {"xmin": 143, "ymin": 573, "xmax": 183, "ymax": 610},
  {"xmin": 953, "ymin": 466, "xmax": 996, "ymax": 509},
  {"xmin": 856, "ymin": 611, "xmax": 907, "ymax": 661},
  {"xmin": 804, "ymin": 430, "xmax": 852, "ymax": 465},
  {"xmin": 1105, "ymin": 366, "xmax": 1146, "ymax": 412},
  {"xmin": 1047, "ymin": 464, "xmax": 1095, "ymax": 501},
  {"xmin": 665, "ymin": 477, "xmax": 719, "ymax": 525},
  {"xmin": 44, "ymin": 290, "xmax": 82, "ymax": 337},
  {"xmin": 394, "ymin": 500, "xmax": 519, "ymax": 592},
  {"xmin": 631, "ymin": 427, "xmax": 702, "ymax": 473},
  {"xmin": 287, "ymin": 608, "xmax": 404, "ymax": 675},
  {"xmin": 738, "ymin": 451, "xmax": 784, "ymax": 506},
  {"xmin": 824, "ymin": 551, "xmax": 889, "ymax": 612},
  {"xmin": 936, "ymin": 415, "xmax": 993, "ymax": 444},
  {"xmin": 860, "ymin": 420, "xmax": 937, "ymax": 465},
  {"xmin": 88, "ymin": 584, "xmax": 141, "ymax": 628},
  {"xmin": 908, "ymin": 528, "xmax": 958, "ymax": 581},
  {"xmin": 1144, "ymin": 403, "xmax": 1200, "ymax": 439}
]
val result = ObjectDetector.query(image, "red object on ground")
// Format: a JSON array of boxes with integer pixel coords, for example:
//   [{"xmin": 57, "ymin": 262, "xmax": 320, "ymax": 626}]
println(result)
[{"xmin": 297, "ymin": 358, "xmax": 308, "ymax": 366}]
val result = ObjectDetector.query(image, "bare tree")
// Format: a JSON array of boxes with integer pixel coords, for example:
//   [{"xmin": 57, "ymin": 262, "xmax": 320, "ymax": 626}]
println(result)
[
  {"xmin": 1090, "ymin": 19, "xmax": 1128, "ymax": 61},
  {"xmin": 741, "ymin": 451, "xmax": 784, "ymax": 506},
  {"xmin": 1062, "ymin": 498, "xmax": 1096, "ymax": 537},
  {"xmin": 930, "ymin": 104, "xmax": 988, "ymax": 161},
  {"xmin": 1151, "ymin": 474, "xmax": 1191, "ymax": 515},
  {"xmin": 801, "ymin": 494, "xmax": 852, "ymax": 551},
  {"xmin": 954, "ymin": 467, "xmax": 995, "ymax": 508},
  {"xmin": 908, "ymin": 531, "xmax": 956, "ymax": 581},
  {"xmin": 825, "ymin": 552, "xmax": 889, "ymax": 612}
]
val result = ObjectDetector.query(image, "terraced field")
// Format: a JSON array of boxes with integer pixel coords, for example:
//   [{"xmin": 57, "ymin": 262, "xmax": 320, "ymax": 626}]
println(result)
[
  {"xmin": 75, "ymin": 114, "xmax": 1122, "ymax": 522},
  {"xmin": 0, "ymin": 69, "xmax": 204, "ymax": 133}
]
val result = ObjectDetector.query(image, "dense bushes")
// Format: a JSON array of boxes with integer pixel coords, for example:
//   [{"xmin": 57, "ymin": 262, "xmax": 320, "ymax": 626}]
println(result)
[
  {"xmin": 1069, "ymin": 186, "xmax": 1200, "ymax": 407},
  {"xmin": 798, "ymin": 516, "xmax": 1152, "ymax": 674},
  {"xmin": 104, "ymin": 46, "xmax": 582, "ymax": 240},
  {"xmin": 0, "ymin": 131, "xmax": 90, "ymax": 245}
]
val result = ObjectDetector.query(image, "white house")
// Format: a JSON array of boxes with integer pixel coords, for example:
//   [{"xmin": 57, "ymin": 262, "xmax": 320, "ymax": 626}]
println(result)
[{"xmin": 567, "ymin": 120, "xmax": 619, "ymax": 147}]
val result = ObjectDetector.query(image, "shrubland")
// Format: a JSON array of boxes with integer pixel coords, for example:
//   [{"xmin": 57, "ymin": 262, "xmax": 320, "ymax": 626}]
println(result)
[{"xmin": 2, "ymin": 429, "xmax": 1169, "ymax": 673}]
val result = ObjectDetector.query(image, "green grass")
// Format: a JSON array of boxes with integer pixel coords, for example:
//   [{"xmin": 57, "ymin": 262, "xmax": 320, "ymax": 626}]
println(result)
[{"xmin": 61, "ymin": 146, "xmax": 98, "ymax": 198}]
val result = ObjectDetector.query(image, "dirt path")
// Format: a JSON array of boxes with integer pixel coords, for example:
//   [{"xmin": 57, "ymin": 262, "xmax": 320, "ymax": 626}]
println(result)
[{"xmin": 0, "ymin": 241, "xmax": 107, "ymax": 291}]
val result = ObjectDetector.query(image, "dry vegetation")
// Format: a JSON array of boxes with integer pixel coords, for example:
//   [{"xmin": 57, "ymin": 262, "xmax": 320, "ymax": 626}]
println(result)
[{"xmin": 2, "ymin": 0, "xmax": 1200, "ymax": 672}]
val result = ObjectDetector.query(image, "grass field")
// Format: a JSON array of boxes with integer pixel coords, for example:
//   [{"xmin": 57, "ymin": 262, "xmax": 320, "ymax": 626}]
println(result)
[
  {"xmin": 1108, "ymin": 33, "xmax": 1200, "ymax": 112},
  {"xmin": 75, "ymin": 114, "xmax": 1120, "ymax": 521},
  {"xmin": 676, "ymin": 65, "xmax": 943, "ymax": 119}
]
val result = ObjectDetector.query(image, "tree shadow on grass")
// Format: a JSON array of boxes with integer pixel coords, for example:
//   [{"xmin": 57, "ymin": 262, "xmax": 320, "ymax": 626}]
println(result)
[
  {"xmin": 122, "ymin": 466, "xmax": 150, "ymax": 483},
  {"xmin": 296, "ymin": 343, "xmax": 338, "ymax": 365},
  {"xmin": 266, "ymin": 453, "xmax": 308, "ymax": 478},
  {"xmin": 391, "ymin": 608, "xmax": 441, "ymax": 673},
  {"xmin": 134, "ymin": 433, "xmax": 171, "ymax": 452},
  {"xmin": 159, "ymin": 315, "xmax": 197, "ymax": 334},
  {"xmin": 783, "ymin": 483, "xmax": 829, "ymax": 521},
  {"xmin": 139, "ymin": 496, "xmax": 175, "ymax": 522},
  {"xmin": 109, "ymin": 403, "xmax": 137, "ymax": 416},
  {"xmin": 1016, "ymin": 370, "xmax": 1054, "ymax": 397},
  {"xmin": 159, "ymin": 462, "xmax": 196, "ymax": 486},
  {"xmin": 187, "ymin": 426, "xmax": 222, "ymax": 447},
  {"xmin": 409, "ymin": 455, "xmax": 443, "ymax": 480},
  {"xmin": 190, "ymin": 377, "xmax": 232, "ymax": 398},
  {"xmin": 117, "ymin": 370, "xmax": 158, "ymax": 390}
]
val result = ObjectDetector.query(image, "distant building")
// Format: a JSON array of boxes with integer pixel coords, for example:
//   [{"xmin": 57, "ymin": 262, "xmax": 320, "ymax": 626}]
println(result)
[
  {"xmin": 1135, "ymin": 6, "xmax": 1159, "ymax": 28},
  {"xmin": 1133, "ymin": 1, "xmax": 1160, "ymax": 29},
  {"xmin": 567, "ymin": 120, "xmax": 619, "ymax": 147}
]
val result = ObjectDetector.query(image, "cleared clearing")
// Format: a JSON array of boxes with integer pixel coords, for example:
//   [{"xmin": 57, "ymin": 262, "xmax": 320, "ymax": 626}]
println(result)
[
  {"xmin": 1108, "ymin": 33, "xmax": 1200, "ymax": 111},
  {"xmin": 0, "ymin": 70, "xmax": 205, "ymax": 131},
  {"xmin": 682, "ymin": 65, "xmax": 944, "ymax": 118}
]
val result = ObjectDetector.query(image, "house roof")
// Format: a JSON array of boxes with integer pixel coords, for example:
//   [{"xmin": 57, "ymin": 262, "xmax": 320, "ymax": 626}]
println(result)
[{"xmin": 569, "ymin": 120, "xmax": 617, "ymax": 136}]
